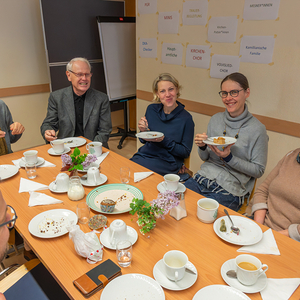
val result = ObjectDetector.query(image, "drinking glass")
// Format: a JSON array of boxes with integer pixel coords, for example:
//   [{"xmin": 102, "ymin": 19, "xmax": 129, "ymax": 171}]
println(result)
[
  {"xmin": 116, "ymin": 240, "xmax": 132, "ymax": 267},
  {"xmin": 76, "ymin": 202, "xmax": 90, "ymax": 224},
  {"xmin": 120, "ymin": 167, "xmax": 130, "ymax": 184},
  {"xmin": 25, "ymin": 163, "xmax": 37, "ymax": 179}
]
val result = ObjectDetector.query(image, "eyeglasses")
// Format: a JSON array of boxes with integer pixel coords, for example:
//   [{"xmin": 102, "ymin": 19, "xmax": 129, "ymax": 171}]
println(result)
[
  {"xmin": 0, "ymin": 205, "xmax": 17, "ymax": 230},
  {"xmin": 297, "ymin": 152, "xmax": 300, "ymax": 164},
  {"xmin": 219, "ymin": 89, "xmax": 244, "ymax": 98},
  {"xmin": 68, "ymin": 70, "xmax": 92, "ymax": 78}
]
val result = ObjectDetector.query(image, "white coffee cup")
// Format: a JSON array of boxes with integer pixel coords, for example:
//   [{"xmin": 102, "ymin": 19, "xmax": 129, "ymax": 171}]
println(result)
[
  {"xmin": 50, "ymin": 139, "xmax": 65, "ymax": 154},
  {"xmin": 109, "ymin": 219, "xmax": 128, "ymax": 247},
  {"xmin": 86, "ymin": 142, "xmax": 102, "ymax": 157},
  {"xmin": 197, "ymin": 198, "xmax": 219, "ymax": 223},
  {"xmin": 87, "ymin": 167, "xmax": 101, "ymax": 185},
  {"xmin": 163, "ymin": 174, "xmax": 180, "ymax": 192},
  {"xmin": 235, "ymin": 254, "xmax": 268, "ymax": 286},
  {"xmin": 53, "ymin": 173, "xmax": 69, "ymax": 191},
  {"xmin": 23, "ymin": 150, "xmax": 38, "ymax": 165},
  {"xmin": 163, "ymin": 250, "xmax": 188, "ymax": 282}
]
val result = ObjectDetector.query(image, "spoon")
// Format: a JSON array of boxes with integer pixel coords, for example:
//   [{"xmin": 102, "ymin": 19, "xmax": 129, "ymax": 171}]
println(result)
[
  {"xmin": 226, "ymin": 270, "xmax": 237, "ymax": 278},
  {"xmin": 224, "ymin": 209, "xmax": 240, "ymax": 235}
]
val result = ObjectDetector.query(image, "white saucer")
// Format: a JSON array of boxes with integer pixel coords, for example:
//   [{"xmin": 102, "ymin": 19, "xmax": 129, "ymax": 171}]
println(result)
[
  {"xmin": 100, "ymin": 226, "xmax": 138, "ymax": 250},
  {"xmin": 49, "ymin": 181, "xmax": 68, "ymax": 193},
  {"xmin": 153, "ymin": 259, "xmax": 197, "ymax": 291},
  {"xmin": 81, "ymin": 174, "xmax": 108, "ymax": 187},
  {"xmin": 221, "ymin": 259, "xmax": 267, "ymax": 293},
  {"xmin": 48, "ymin": 147, "xmax": 71, "ymax": 156},
  {"xmin": 157, "ymin": 182, "xmax": 186, "ymax": 193},
  {"xmin": 19, "ymin": 157, "xmax": 45, "ymax": 168},
  {"xmin": 78, "ymin": 162, "xmax": 100, "ymax": 173}
]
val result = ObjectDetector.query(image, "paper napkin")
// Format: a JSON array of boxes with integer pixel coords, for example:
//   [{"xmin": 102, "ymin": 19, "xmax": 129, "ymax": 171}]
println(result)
[
  {"xmin": 95, "ymin": 152, "xmax": 109, "ymax": 166},
  {"xmin": 19, "ymin": 178, "xmax": 49, "ymax": 193},
  {"xmin": 260, "ymin": 278, "xmax": 300, "ymax": 300},
  {"xmin": 237, "ymin": 228, "xmax": 280, "ymax": 255},
  {"xmin": 134, "ymin": 172, "xmax": 154, "ymax": 182},
  {"xmin": 12, "ymin": 158, "xmax": 56, "ymax": 168},
  {"xmin": 28, "ymin": 191, "xmax": 63, "ymax": 207}
]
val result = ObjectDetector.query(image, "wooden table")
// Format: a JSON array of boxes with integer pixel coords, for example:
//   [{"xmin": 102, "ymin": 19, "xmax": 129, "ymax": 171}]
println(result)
[{"xmin": 0, "ymin": 143, "xmax": 300, "ymax": 300}]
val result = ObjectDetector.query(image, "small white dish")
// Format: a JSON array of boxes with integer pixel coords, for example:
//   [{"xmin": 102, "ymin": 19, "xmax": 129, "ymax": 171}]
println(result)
[
  {"xmin": 136, "ymin": 131, "xmax": 164, "ymax": 140},
  {"xmin": 157, "ymin": 182, "xmax": 186, "ymax": 193},
  {"xmin": 153, "ymin": 259, "xmax": 197, "ymax": 291},
  {"xmin": 19, "ymin": 157, "xmax": 45, "ymax": 168},
  {"xmin": 48, "ymin": 146, "xmax": 71, "ymax": 156},
  {"xmin": 81, "ymin": 174, "xmax": 107, "ymax": 187},
  {"xmin": 221, "ymin": 259, "xmax": 267, "ymax": 293},
  {"xmin": 78, "ymin": 162, "xmax": 100, "ymax": 173},
  {"xmin": 0, "ymin": 165, "xmax": 19, "ymax": 180},
  {"xmin": 193, "ymin": 285, "xmax": 251, "ymax": 300},
  {"xmin": 203, "ymin": 136, "xmax": 237, "ymax": 147},
  {"xmin": 100, "ymin": 226, "xmax": 138, "ymax": 250},
  {"xmin": 63, "ymin": 137, "xmax": 86, "ymax": 148},
  {"xmin": 49, "ymin": 181, "xmax": 68, "ymax": 193}
]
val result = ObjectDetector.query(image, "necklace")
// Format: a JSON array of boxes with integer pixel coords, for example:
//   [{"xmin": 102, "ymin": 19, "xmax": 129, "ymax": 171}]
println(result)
[{"xmin": 223, "ymin": 124, "xmax": 242, "ymax": 139}]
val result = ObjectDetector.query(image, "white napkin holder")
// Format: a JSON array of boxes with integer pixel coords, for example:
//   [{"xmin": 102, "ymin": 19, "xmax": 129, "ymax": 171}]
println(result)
[{"xmin": 170, "ymin": 193, "xmax": 187, "ymax": 220}]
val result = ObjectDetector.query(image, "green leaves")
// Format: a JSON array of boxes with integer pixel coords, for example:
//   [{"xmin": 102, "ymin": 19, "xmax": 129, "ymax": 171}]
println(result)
[{"xmin": 68, "ymin": 147, "xmax": 87, "ymax": 171}]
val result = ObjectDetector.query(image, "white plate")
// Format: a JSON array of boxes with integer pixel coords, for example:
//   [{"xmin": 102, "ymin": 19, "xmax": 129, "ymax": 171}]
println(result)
[
  {"xmin": 63, "ymin": 137, "xmax": 86, "ymax": 148},
  {"xmin": 78, "ymin": 162, "xmax": 99, "ymax": 173},
  {"xmin": 153, "ymin": 259, "xmax": 197, "ymax": 291},
  {"xmin": 48, "ymin": 181, "xmax": 68, "ymax": 193},
  {"xmin": 80, "ymin": 174, "xmax": 107, "ymax": 187},
  {"xmin": 203, "ymin": 136, "xmax": 237, "ymax": 147},
  {"xmin": 28, "ymin": 209, "xmax": 78, "ymax": 238},
  {"xmin": 157, "ymin": 182, "xmax": 186, "ymax": 193},
  {"xmin": 0, "ymin": 165, "xmax": 19, "ymax": 180},
  {"xmin": 100, "ymin": 274, "xmax": 165, "ymax": 300},
  {"xmin": 193, "ymin": 285, "xmax": 251, "ymax": 300},
  {"xmin": 47, "ymin": 146, "xmax": 71, "ymax": 156},
  {"xmin": 100, "ymin": 226, "xmax": 138, "ymax": 250},
  {"xmin": 19, "ymin": 157, "xmax": 45, "ymax": 168},
  {"xmin": 214, "ymin": 215, "xmax": 263, "ymax": 246},
  {"xmin": 136, "ymin": 131, "xmax": 164, "ymax": 140},
  {"xmin": 221, "ymin": 259, "xmax": 267, "ymax": 294}
]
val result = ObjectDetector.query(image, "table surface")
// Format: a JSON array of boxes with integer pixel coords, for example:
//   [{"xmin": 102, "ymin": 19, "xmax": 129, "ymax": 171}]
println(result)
[{"xmin": 0, "ymin": 142, "xmax": 300, "ymax": 300}]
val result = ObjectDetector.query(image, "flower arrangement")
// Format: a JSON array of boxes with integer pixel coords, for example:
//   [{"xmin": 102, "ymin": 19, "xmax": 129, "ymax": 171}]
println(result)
[
  {"xmin": 129, "ymin": 191, "xmax": 180, "ymax": 235},
  {"xmin": 61, "ymin": 147, "xmax": 97, "ymax": 172}
]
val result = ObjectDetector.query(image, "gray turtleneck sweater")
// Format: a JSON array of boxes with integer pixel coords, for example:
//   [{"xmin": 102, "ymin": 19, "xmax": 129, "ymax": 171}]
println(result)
[{"xmin": 197, "ymin": 105, "xmax": 268, "ymax": 197}]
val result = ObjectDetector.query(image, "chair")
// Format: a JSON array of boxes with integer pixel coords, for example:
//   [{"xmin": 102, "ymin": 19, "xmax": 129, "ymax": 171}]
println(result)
[
  {"xmin": 0, "ymin": 259, "xmax": 69, "ymax": 299},
  {"xmin": 238, "ymin": 179, "xmax": 257, "ymax": 215}
]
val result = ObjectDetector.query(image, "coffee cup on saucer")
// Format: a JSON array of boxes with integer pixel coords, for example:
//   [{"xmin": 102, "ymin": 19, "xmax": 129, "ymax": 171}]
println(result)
[
  {"xmin": 108, "ymin": 219, "xmax": 128, "ymax": 247},
  {"xmin": 86, "ymin": 142, "xmax": 102, "ymax": 157},
  {"xmin": 53, "ymin": 173, "xmax": 69, "ymax": 191},
  {"xmin": 87, "ymin": 167, "xmax": 101, "ymax": 185},
  {"xmin": 50, "ymin": 139, "xmax": 65, "ymax": 154},
  {"xmin": 23, "ymin": 150, "xmax": 38, "ymax": 165},
  {"xmin": 163, "ymin": 174, "xmax": 180, "ymax": 192},
  {"xmin": 197, "ymin": 198, "xmax": 219, "ymax": 223},
  {"xmin": 163, "ymin": 250, "xmax": 188, "ymax": 282}
]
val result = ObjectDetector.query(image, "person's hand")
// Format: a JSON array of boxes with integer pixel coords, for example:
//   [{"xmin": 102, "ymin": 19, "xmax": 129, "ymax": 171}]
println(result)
[
  {"xmin": 151, "ymin": 136, "xmax": 164, "ymax": 142},
  {"xmin": 138, "ymin": 116, "xmax": 149, "ymax": 132},
  {"xmin": 254, "ymin": 209, "xmax": 267, "ymax": 224},
  {"xmin": 44, "ymin": 130, "xmax": 57, "ymax": 142},
  {"xmin": 10, "ymin": 122, "xmax": 25, "ymax": 135},
  {"xmin": 195, "ymin": 133, "xmax": 208, "ymax": 148},
  {"xmin": 209, "ymin": 144, "xmax": 233, "ymax": 158},
  {"xmin": 0, "ymin": 292, "xmax": 6, "ymax": 300},
  {"xmin": 0, "ymin": 130, "xmax": 5, "ymax": 138},
  {"xmin": 278, "ymin": 229, "xmax": 289, "ymax": 237}
]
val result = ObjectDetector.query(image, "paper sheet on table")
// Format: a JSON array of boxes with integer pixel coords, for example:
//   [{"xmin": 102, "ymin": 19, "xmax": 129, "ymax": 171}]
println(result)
[
  {"xmin": 134, "ymin": 172, "xmax": 153, "ymax": 182},
  {"xmin": 12, "ymin": 158, "xmax": 56, "ymax": 168},
  {"xmin": 28, "ymin": 191, "xmax": 63, "ymax": 207},
  {"xmin": 19, "ymin": 178, "xmax": 49, "ymax": 193},
  {"xmin": 95, "ymin": 152, "xmax": 109, "ymax": 166}
]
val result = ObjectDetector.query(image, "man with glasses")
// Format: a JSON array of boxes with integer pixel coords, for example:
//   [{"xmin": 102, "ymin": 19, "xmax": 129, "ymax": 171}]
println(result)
[{"xmin": 40, "ymin": 57, "xmax": 112, "ymax": 148}]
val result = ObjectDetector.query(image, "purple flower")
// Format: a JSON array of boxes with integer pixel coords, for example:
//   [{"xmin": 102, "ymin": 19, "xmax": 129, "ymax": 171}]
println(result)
[
  {"xmin": 151, "ymin": 191, "xmax": 180, "ymax": 219},
  {"xmin": 61, "ymin": 154, "xmax": 72, "ymax": 166},
  {"xmin": 81, "ymin": 154, "xmax": 97, "ymax": 168}
]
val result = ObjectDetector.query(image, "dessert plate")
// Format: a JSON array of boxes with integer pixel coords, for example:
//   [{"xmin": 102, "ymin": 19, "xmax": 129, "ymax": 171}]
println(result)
[
  {"xmin": 136, "ymin": 131, "xmax": 164, "ymax": 140},
  {"xmin": 0, "ymin": 165, "xmax": 19, "ymax": 180},
  {"xmin": 63, "ymin": 137, "xmax": 86, "ymax": 148},
  {"xmin": 203, "ymin": 136, "xmax": 237, "ymax": 147}
]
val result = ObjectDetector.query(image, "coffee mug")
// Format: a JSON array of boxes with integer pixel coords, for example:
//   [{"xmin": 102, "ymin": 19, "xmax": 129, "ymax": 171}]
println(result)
[
  {"xmin": 86, "ymin": 142, "xmax": 102, "ymax": 157},
  {"xmin": 163, "ymin": 174, "xmax": 180, "ymax": 192},
  {"xmin": 23, "ymin": 150, "xmax": 38, "ymax": 165},
  {"xmin": 50, "ymin": 139, "xmax": 65, "ymax": 154},
  {"xmin": 163, "ymin": 250, "xmax": 188, "ymax": 282},
  {"xmin": 235, "ymin": 254, "xmax": 268, "ymax": 286},
  {"xmin": 53, "ymin": 173, "xmax": 69, "ymax": 191},
  {"xmin": 109, "ymin": 219, "xmax": 128, "ymax": 247},
  {"xmin": 197, "ymin": 198, "xmax": 219, "ymax": 223},
  {"xmin": 87, "ymin": 167, "xmax": 101, "ymax": 185}
]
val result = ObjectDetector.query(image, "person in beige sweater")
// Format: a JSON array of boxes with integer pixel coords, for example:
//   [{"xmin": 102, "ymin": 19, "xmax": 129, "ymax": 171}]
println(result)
[{"xmin": 252, "ymin": 148, "xmax": 300, "ymax": 242}]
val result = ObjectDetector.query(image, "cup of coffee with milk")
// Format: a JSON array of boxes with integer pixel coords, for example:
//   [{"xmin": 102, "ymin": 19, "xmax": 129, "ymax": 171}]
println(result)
[{"xmin": 163, "ymin": 174, "xmax": 180, "ymax": 192}]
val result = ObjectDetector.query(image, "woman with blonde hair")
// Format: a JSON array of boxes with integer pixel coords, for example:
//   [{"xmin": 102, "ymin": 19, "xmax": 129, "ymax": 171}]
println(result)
[{"xmin": 131, "ymin": 73, "xmax": 194, "ymax": 176}]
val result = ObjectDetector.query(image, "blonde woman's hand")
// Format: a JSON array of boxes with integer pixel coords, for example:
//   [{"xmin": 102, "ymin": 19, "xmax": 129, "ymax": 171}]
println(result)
[
  {"xmin": 138, "ymin": 116, "xmax": 149, "ymax": 132},
  {"xmin": 195, "ymin": 133, "xmax": 208, "ymax": 148}
]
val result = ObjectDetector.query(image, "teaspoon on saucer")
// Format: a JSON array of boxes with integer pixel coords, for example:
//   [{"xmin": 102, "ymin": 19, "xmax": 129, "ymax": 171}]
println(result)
[{"xmin": 226, "ymin": 270, "xmax": 237, "ymax": 278}]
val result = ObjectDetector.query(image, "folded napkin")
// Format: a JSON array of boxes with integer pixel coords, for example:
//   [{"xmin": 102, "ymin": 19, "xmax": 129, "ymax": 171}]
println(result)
[
  {"xmin": 237, "ymin": 228, "xmax": 280, "ymax": 255},
  {"xmin": 95, "ymin": 152, "xmax": 109, "ymax": 166},
  {"xmin": 134, "ymin": 172, "xmax": 153, "ymax": 182},
  {"xmin": 260, "ymin": 278, "xmax": 300, "ymax": 300},
  {"xmin": 28, "ymin": 191, "xmax": 63, "ymax": 207},
  {"xmin": 19, "ymin": 178, "xmax": 49, "ymax": 193},
  {"xmin": 12, "ymin": 158, "xmax": 56, "ymax": 168}
]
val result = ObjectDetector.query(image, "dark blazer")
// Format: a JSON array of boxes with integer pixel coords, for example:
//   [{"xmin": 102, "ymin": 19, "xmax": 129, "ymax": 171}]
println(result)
[{"xmin": 40, "ymin": 86, "xmax": 112, "ymax": 148}]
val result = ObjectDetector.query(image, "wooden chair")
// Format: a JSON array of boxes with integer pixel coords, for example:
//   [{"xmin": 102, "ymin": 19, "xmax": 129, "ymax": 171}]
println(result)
[{"xmin": 238, "ymin": 179, "xmax": 257, "ymax": 215}]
